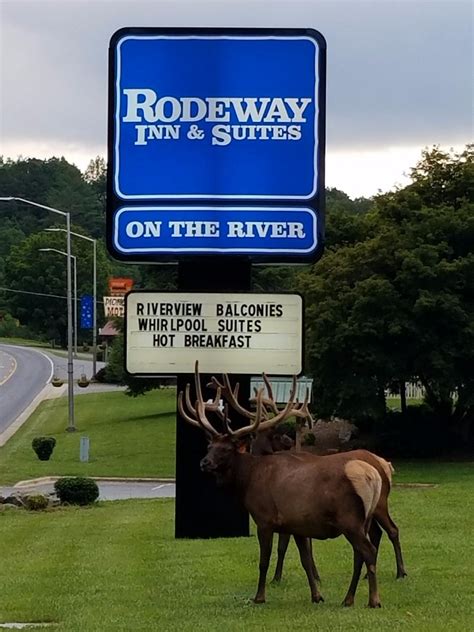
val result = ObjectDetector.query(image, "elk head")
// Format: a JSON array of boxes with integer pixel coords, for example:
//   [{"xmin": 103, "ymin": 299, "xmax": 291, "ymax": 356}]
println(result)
[{"xmin": 178, "ymin": 362, "xmax": 312, "ymax": 486}]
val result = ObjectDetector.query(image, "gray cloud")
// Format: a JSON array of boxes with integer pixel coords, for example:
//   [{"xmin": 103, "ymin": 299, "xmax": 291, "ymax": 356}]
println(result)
[{"xmin": 1, "ymin": 0, "xmax": 472, "ymax": 154}]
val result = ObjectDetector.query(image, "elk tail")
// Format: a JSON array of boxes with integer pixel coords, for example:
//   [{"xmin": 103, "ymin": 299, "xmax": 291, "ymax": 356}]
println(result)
[
  {"xmin": 345, "ymin": 460, "xmax": 382, "ymax": 520},
  {"xmin": 371, "ymin": 454, "xmax": 395, "ymax": 488}
]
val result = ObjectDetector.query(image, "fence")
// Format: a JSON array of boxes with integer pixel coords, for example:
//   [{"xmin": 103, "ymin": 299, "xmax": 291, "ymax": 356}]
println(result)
[
  {"xmin": 385, "ymin": 383, "xmax": 425, "ymax": 400},
  {"xmin": 250, "ymin": 376, "xmax": 313, "ymax": 403}
]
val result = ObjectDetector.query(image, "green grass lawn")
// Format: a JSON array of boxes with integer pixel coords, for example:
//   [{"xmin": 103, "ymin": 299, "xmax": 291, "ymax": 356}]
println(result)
[
  {"xmin": 0, "ymin": 336, "xmax": 49, "ymax": 348},
  {"xmin": 0, "ymin": 336, "xmax": 94, "ymax": 361},
  {"xmin": 0, "ymin": 388, "xmax": 469, "ymax": 488},
  {"xmin": 0, "ymin": 461, "xmax": 473, "ymax": 631},
  {"xmin": 386, "ymin": 397, "xmax": 422, "ymax": 410},
  {"xmin": 0, "ymin": 390, "xmax": 176, "ymax": 484}
]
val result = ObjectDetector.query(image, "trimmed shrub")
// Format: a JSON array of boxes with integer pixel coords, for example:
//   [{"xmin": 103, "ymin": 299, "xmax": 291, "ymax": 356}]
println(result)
[
  {"xmin": 94, "ymin": 367, "xmax": 107, "ymax": 382},
  {"xmin": 54, "ymin": 477, "xmax": 99, "ymax": 506},
  {"xmin": 32, "ymin": 436, "xmax": 56, "ymax": 461},
  {"xmin": 25, "ymin": 494, "xmax": 49, "ymax": 511}
]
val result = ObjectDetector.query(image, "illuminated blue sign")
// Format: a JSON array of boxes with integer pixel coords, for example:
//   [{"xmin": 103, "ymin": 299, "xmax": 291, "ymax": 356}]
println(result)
[
  {"xmin": 113, "ymin": 207, "xmax": 318, "ymax": 255},
  {"xmin": 107, "ymin": 28, "xmax": 326, "ymax": 263},
  {"xmin": 80, "ymin": 295, "xmax": 93, "ymax": 329}
]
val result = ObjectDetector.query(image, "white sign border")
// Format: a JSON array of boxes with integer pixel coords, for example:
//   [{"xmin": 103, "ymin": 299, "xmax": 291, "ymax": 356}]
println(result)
[
  {"xmin": 113, "ymin": 206, "xmax": 318, "ymax": 254},
  {"xmin": 114, "ymin": 35, "xmax": 319, "ymax": 201}
]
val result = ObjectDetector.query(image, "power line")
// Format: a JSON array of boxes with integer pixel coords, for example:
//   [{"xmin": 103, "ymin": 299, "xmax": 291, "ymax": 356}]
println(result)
[
  {"xmin": 0, "ymin": 286, "xmax": 66, "ymax": 300},
  {"xmin": 0, "ymin": 287, "xmax": 104, "ymax": 303}
]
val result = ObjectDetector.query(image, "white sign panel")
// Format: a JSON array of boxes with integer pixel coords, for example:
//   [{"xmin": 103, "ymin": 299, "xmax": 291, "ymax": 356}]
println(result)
[
  {"xmin": 125, "ymin": 292, "xmax": 303, "ymax": 375},
  {"xmin": 103, "ymin": 296, "xmax": 125, "ymax": 317}
]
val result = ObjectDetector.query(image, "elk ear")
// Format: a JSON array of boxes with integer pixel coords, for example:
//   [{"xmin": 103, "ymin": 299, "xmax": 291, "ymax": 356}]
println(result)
[{"xmin": 233, "ymin": 437, "xmax": 249, "ymax": 453}]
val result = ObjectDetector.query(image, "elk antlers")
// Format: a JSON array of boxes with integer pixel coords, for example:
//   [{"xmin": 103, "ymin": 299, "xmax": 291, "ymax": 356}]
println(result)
[
  {"xmin": 178, "ymin": 362, "xmax": 313, "ymax": 439},
  {"xmin": 177, "ymin": 362, "xmax": 220, "ymax": 437}
]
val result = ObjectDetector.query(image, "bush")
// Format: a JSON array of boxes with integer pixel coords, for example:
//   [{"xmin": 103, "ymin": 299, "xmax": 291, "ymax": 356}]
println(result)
[
  {"xmin": 374, "ymin": 405, "xmax": 445, "ymax": 457},
  {"xmin": 104, "ymin": 336, "xmax": 125, "ymax": 383},
  {"xmin": 302, "ymin": 432, "xmax": 316, "ymax": 446},
  {"xmin": 0, "ymin": 312, "xmax": 33, "ymax": 339},
  {"xmin": 25, "ymin": 494, "xmax": 49, "ymax": 511},
  {"xmin": 82, "ymin": 344, "xmax": 90, "ymax": 352},
  {"xmin": 32, "ymin": 436, "xmax": 56, "ymax": 461},
  {"xmin": 54, "ymin": 477, "xmax": 99, "ymax": 506},
  {"xmin": 276, "ymin": 420, "xmax": 296, "ymax": 440},
  {"xmin": 94, "ymin": 367, "xmax": 107, "ymax": 382}
]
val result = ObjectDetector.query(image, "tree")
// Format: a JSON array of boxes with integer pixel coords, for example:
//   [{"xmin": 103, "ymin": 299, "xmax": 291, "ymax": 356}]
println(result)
[
  {"xmin": 253, "ymin": 189, "xmax": 372, "ymax": 291},
  {"xmin": 84, "ymin": 156, "xmax": 107, "ymax": 218},
  {"xmin": 4, "ymin": 227, "xmax": 111, "ymax": 345},
  {"xmin": 297, "ymin": 146, "xmax": 474, "ymax": 442},
  {"xmin": 0, "ymin": 156, "xmax": 105, "ymax": 239}
]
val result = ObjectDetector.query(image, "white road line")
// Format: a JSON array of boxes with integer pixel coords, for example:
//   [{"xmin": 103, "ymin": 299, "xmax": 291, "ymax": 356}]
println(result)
[
  {"xmin": 1, "ymin": 345, "xmax": 55, "ymax": 385},
  {"xmin": 151, "ymin": 484, "xmax": 173, "ymax": 490},
  {"xmin": 0, "ymin": 352, "xmax": 17, "ymax": 386},
  {"xmin": 36, "ymin": 350, "xmax": 55, "ymax": 385}
]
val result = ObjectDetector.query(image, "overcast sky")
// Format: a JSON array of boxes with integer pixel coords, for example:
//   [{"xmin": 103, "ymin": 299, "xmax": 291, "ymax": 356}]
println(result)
[{"xmin": 0, "ymin": 0, "xmax": 472, "ymax": 197}]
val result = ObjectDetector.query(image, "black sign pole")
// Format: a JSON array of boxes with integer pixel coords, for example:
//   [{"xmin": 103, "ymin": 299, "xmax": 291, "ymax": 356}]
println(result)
[{"xmin": 175, "ymin": 258, "xmax": 251, "ymax": 539}]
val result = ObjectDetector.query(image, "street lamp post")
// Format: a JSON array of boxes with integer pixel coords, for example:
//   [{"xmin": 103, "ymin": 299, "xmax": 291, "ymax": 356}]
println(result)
[
  {"xmin": 0, "ymin": 197, "xmax": 75, "ymax": 432},
  {"xmin": 45, "ymin": 228, "xmax": 98, "ymax": 377},
  {"xmin": 39, "ymin": 249, "xmax": 78, "ymax": 358}
]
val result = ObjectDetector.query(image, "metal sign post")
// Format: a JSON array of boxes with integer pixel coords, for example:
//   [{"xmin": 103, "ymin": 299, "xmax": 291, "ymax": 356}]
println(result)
[{"xmin": 174, "ymin": 258, "xmax": 251, "ymax": 538}]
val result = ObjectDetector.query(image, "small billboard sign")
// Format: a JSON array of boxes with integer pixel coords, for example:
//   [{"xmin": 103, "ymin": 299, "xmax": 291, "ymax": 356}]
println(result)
[
  {"xmin": 125, "ymin": 291, "xmax": 303, "ymax": 375},
  {"xmin": 108, "ymin": 277, "xmax": 134, "ymax": 295},
  {"xmin": 103, "ymin": 296, "xmax": 125, "ymax": 318}
]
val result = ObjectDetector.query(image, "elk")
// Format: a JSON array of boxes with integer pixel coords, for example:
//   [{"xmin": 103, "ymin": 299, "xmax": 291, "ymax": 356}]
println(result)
[
  {"xmin": 250, "ymin": 427, "xmax": 294, "ymax": 455},
  {"xmin": 178, "ymin": 363, "xmax": 383, "ymax": 608},
  {"xmin": 248, "ymin": 376, "xmax": 407, "ymax": 583}
]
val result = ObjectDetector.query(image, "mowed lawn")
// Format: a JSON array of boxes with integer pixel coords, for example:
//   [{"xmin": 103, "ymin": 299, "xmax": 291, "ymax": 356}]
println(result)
[
  {"xmin": 0, "ymin": 461, "xmax": 473, "ymax": 631},
  {"xmin": 0, "ymin": 390, "xmax": 176, "ymax": 484}
]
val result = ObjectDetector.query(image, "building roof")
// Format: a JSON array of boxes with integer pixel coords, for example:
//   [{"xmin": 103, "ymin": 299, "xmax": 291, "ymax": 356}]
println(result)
[{"xmin": 99, "ymin": 320, "xmax": 120, "ymax": 337}]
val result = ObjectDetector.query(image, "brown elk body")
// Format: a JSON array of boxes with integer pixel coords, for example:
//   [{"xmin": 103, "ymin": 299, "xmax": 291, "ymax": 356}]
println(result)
[
  {"xmin": 179, "ymin": 364, "xmax": 384, "ymax": 608},
  {"xmin": 273, "ymin": 449, "xmax": 405, "ymax": 582},
  {"xmin": 251, "ymin": 432, "xmax": 406, "ymax": 582}
]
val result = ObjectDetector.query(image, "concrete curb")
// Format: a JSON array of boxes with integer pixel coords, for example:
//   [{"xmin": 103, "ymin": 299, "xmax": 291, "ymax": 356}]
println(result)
[
  {"xmin": 0, "ymin": 383, "xmax": 58, "ymax": 448},
  {"xmin": 14, "ymin": 476, "xmax": 176, "ymax": 489}
]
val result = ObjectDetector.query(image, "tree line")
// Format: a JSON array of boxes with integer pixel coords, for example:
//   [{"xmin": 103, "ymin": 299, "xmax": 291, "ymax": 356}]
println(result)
[{"xmin": 0, "ymin": 146, "xmax": 472, "ymax": 451}]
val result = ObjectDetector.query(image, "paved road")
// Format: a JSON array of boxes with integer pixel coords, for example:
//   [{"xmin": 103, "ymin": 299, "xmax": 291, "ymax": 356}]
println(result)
[
  {"xmin": 37, "ymin": 349, "xmax": 113, "ymax": 395},
  {"xmin": 0, "ymin": 481, "xmax": 176, "ymax": 501},
  {"xmin": 0, "ymin": 345, "xmax": 53, "ymax": 433}
]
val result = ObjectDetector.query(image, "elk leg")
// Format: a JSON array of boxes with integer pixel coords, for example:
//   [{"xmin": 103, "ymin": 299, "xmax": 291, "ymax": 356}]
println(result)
[
  {"xmin": 374, "ymin": 508, "xmax": 407, "ymax": 578},
  {"xmin": 272, "ymin": 535, "xmax": 321, "ymax": 585},
  {"xmin": 294, "ymin": 535, "xmax": 324, "ymax": 603},
  {"xmin": 342, "ymin": 545, "xmax": 364, "ymax": 607},
  {"xmin": 271, "ymin": 533, "xmax": 290, "ymax": 583},
  {"xmin": 343, "ymin": 532, "xmax": 381, "ymax": 608},
  {"xmin": 308, "ymin": 538, "xmax": 321, "ymax": 584},
  {"xmin": 364, "ymin": 520, "xmax": 383, "ymax": 579},
  {"xmin": 254, "ymin": 528, "xmax": 273, "ymax": 604}
]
